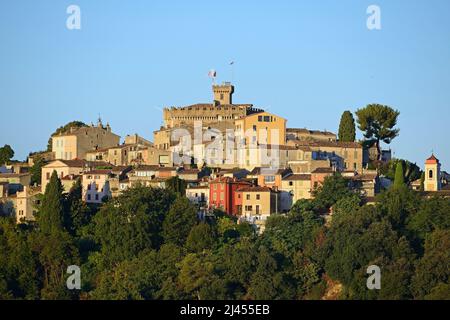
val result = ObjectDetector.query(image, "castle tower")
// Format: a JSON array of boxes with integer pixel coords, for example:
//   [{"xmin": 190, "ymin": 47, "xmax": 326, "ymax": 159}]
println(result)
[
  {"xmin": 424, "ymin": 154, "xmax": 441, "ymax": 191},
  {"xmin": 213, "ymin": 82, "xmax": 234, "ymax": 106}
]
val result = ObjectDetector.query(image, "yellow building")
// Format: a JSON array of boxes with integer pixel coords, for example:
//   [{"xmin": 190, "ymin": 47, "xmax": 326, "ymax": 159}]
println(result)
[
  {"xmin": 237, "ymin": 186, "xmax": 280, "ymax": 221},
  {"xmin": 41, "ymin": 160, "xmax": 86, "ymax": 192},
  {"xmin": 281, "ymin": 174, "xmax": 312, "ymax": 204},
  {"xmin": 235, "ymin": 111, "xmax": 286, "ymax": 147},
  {"xmin": 51, "ymin": 120, "xmax": 120, "ymax": 160},
  {"xmin": 424, "ymin": 154, "xmax": 441, "ymax": 192}
]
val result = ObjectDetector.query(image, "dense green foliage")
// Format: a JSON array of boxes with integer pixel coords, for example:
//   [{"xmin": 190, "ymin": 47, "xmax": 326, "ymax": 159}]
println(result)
[
  {"xmin": 338, "ymin": 111, "xmax": 356, "ymax": 142},
  {"xmin": 0, "ymin": 145, "xmax": 14, "ymax": 165},
  {"xmin": 394, "ymin": 161, "xmax": 405, "ymax": 188},
  {"xmin": 0, "ymin": 172, "xmax": 448, "ymax": 300},
  {"xmin": 356, "ymin": 104, "xmax": 400, "ymax": 160},
  {"xmin": 30, "ymin": 157, "xmax": 47, "ymax": 186},
  {"xmin": 380, "ymin": 159, "xmax": 422, "ymax": 185}
]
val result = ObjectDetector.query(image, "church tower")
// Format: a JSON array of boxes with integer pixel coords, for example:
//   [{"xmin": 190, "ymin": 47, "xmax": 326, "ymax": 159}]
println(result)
[
  {"xmin": 424, "ymin": 154, "xmax": 441, "ymax": 192},
  {"xmin": 213, "ymin": 82, "xmax": 234, "ymax": 106}
]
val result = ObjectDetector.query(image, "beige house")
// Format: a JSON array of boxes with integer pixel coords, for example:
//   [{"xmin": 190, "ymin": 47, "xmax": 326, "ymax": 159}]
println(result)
[
  {"xmin": 14, "ymin": 186, "xmax": 41, "ymax": 223},
  {"xmin": 82, "ymin": 170, "xmax": 112, "ymax": 204},
  {"xmin": 51, "ymin": 120, "xmax": 120, "ymax": 160},
  {"xmin": 186, "ymin": 185, "xmax": 209, "ymax": 207},
  {"xmin": 281, "ymin": 174, "xmax": 312, "ymax": 205},
  {"xmin": 41, "ymin": 159, "xmax": 110, "ymax": 193},
  {"xmin": 85, "ymin": 144, "xmax": 172, "ymax": 167},
  {"xmin": 287, "ymin": 140, "xmax": 363, "ymax": 173},
  {"xmin": 237, "ymin": 186, "xmax": 280, "ymax": 222}
]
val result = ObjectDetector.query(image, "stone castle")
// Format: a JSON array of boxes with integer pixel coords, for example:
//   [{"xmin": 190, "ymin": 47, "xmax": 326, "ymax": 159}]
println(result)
[{"xmin": 161, "ymin": 83, "xmax": 263, "ymax": 129}]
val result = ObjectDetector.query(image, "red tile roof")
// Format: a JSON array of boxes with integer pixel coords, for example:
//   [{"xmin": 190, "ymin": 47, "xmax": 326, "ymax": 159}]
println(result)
[
  {"xmin": 426, "ymin": 154, "xmax": 439, "ymax": 164},
  {"xmin": 283, "ymin": 174, "xmax": 311, "ymax": 181}
]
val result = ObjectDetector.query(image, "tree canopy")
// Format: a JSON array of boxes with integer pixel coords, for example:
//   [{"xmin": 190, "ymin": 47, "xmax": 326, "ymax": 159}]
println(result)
[
  {"xmin": 0, "ymin": 145, "xmax": 14, "ymax": 165},
  {"xmin": 356, "ymin": 104, "xmax": 400, "ymax": 160},
  {"xmin": 338, "ymin": 111, "xmax": 356, "ymax": 142}
]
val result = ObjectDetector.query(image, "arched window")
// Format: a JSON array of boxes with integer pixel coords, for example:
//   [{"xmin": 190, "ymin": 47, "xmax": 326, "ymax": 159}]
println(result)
[{"xmin": 429, "ymin": 169, "xmax": 433, "ymax": 179}]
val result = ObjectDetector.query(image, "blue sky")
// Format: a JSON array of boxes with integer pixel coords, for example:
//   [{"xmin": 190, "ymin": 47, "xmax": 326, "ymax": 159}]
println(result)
[{"xmin": 0, "ymin": 0, "xmax": 449, "ymax": 170}]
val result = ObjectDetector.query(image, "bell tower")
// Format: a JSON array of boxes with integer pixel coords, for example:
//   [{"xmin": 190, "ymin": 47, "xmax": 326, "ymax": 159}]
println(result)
[
  {"xmin": 213, "ymin": 82, "xmax": 234, "ymax": 106},
  {"xmin": 424, "ymin": 154, "xmax": 441, "ymax": 191}
]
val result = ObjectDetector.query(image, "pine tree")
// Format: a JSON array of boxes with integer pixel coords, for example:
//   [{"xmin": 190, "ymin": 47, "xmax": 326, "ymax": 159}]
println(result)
[
  {"xmin": 356, "ymin": 104, "xmax": 400, "ymax": 160},
  {"xmin": 338, "ymin": 111, "xmax": 356, "ymax": 142},
  {"xmin": 394, "ymin": 161, "xmax": 405, "ymax": 188}
]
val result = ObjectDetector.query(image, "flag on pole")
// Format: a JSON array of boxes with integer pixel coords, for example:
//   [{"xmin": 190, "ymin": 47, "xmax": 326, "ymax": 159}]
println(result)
[{"xmin": 208, "ymin": 69, "xmax": 217, "ymax": 78}]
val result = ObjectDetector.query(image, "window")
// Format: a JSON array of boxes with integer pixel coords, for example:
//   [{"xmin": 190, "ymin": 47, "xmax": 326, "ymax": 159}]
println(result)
[
  {"xmin": 95, "ymin": 194, "xmax": 99, "ymax": 201},
  {"xmin": 256, "ymin": 194, "xmax": 260, "ymax": 200},
  {"xmin": 220, "ymin": 192, "xmax": 224, "ymax": 200},
  {"xmin": 289, "ymin": 181, "xmax": 293, "ymax": 186},
  {"xmin": 429, "ymin": 170, "xmax": 433, "ymax": 179},
  {"xmin": 253, "ymin": 125, "xmax": 257, "ymax": 131},
  {"xmin": 353, "ymin": 163, "xmax": 357, "ymax": 170},
  {"xmin": 46, "ymin": 172, "xmax": 50, "ymax": 180},
  {"xmin": 256, "ymin": 205, "xmax": 260, "ymax": 215},
  {"xmin": 264, "ymin": 175, "xmax": 276, "ymax": 184},
  {"xmin": 246, "ymin": 194, "xmax": 250, "ymax": 200},
  {"xmin": 87, "ymin": 194, "xmax": 91, "ymax": 201},
  {"xmin": 258, "ymin": 116, "xmax": 263, "ymax": 122},
  {"xmin": 263, "ymin": 116, "xmax": 271, "ymax": 122}
]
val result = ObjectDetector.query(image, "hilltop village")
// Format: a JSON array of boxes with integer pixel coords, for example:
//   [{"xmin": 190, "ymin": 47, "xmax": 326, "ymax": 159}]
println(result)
[{"xmin": 0, "ymin": 83, "xmax": 448, "ymax": 232}]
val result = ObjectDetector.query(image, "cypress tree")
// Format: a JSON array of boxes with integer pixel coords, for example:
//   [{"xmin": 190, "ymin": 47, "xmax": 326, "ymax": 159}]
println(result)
[
  {"xmin": 338, "ymin": 111, "xmax": 356, "ymax": 142},
  {"xmin": 394, "ymin": 161, "xmax": 405, "ymax": 188},
  {"xmin": 38, "ymin": 170, "xmax": 64, "ymax": 234}
]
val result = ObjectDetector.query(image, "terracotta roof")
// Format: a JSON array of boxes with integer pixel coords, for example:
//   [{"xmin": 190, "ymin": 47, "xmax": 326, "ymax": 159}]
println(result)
[
  {"xmin": 283, "ymin": 174, "xmax": 311, "ymax": 181},
  {"xmin": 249, "ymin": 167, "xmax": 291, "ymax": 176},
  {"xmin": 288, "ymin": 139, "xmax": 362, "ymax": 149},
  {"xmin": 57, "ymin": 159, "xmax": 87, "ymax": 167},
  {"xmin": 311, "ymin": 167, "xmax": 335, "ymax": 174},
  {"xmin": 179, "ymin": 169, "xmax": 201, "ymax": 174},
  {"xmin": 237, "ymin": 186, "xmax": 273, "ymax": 192},
  {"xmin": 83, "ymin": 169, "xmax": 112, "ymax": 175},
  {"xmin": 61, "ymin": 174, "xmax": 80, "ymax": 181},
  {"xmin": 210, "ymin": 176, "xmax": 252, "ymax": 185},
  {"xmin": 112, "ymin": 166, "xmax": 132, "ymax": 173},
  {"xmin": 287, "ymin": 128, "xmax": 336, "ymax": 136},
  {"xmin": 187, "ymin": 185, "xmax": 209, "ymax": 190},
  {"xmin": 426, "ymin": 154, "xmax": 439, "ymax": 164},
  {"xmin": 134, "ymin": 165, "xmax": 161, "ymax": 171},
  {"xmin": 157, "ymin": 167, "xmax": 178, "ymax": 172}
]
